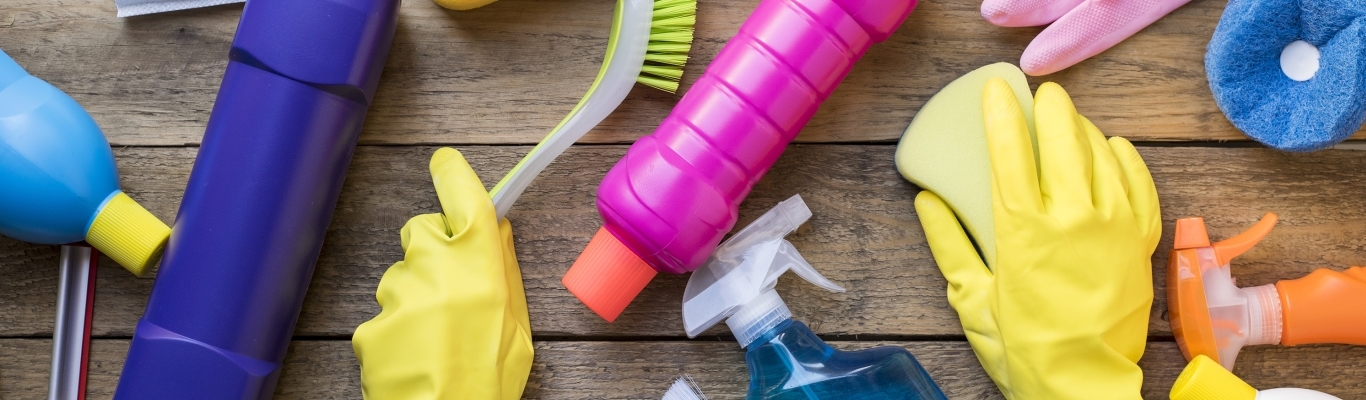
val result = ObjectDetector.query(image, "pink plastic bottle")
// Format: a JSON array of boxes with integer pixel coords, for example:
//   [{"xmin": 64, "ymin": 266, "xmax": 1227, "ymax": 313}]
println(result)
[{"xmin": 563, "ymin": 0, "xmax": 917, "ymax": 322}]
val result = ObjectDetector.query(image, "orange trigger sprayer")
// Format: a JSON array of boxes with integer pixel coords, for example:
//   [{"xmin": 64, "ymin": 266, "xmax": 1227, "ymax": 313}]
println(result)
[{"xmin": 1168, "ymin": 212, "xmax": 1366, "ymax": 370}]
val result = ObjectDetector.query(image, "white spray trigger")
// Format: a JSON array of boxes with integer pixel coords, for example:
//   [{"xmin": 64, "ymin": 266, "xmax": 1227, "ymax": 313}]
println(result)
[
  {"xmin": 779, "ymin": 240, "xmax": 844, "ymax": 293},
  {"xmin": 681, "ymin": 195, "xmax": 844, "ymax": 338}
]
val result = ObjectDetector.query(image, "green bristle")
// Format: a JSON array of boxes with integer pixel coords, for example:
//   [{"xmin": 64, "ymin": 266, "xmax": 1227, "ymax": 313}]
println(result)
[
  {"xmin": 651, "ymin": 17, "xmax": 696, "ymax": 30},
  {"xmin": 637, "ymin": 0, "xmax": 696, "ymax": 94},
  {"xmin": 647, "ymin": 42, "xmax": 692, "ymax": 54},
  {"xmin": 652, "ymin": 0, "xmax": 689, "ymax": 7},
  {"xmin": 652, "ymin": 0, "xmax": 693, "ymax": 11},
  {"xmin": 641, "ymin": 65, "xmax": 684, "ymax": 79},
  {"xmin": 653, "ymin": 5, "xmax": 696, "ymax": 21},
  {"xmin": 649, "ymin": 31, "xmax": 693, "ymax": 43},
  {"xmin": 637, "ymin": 75, "xmax": 679, "ymax": 93},
  {"xmin": 645, "ymin": 53, "xmax": 688, "ymax": 67}
]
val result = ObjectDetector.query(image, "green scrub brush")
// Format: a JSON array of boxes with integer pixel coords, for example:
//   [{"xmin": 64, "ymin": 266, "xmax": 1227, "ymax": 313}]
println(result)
[{"xmin": 489, "ymin": 0, "xmax": 696, "ymax": 218}]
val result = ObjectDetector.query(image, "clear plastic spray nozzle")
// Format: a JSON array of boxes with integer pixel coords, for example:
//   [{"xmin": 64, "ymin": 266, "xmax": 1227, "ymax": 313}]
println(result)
[
  {"xmin": 1173, "ymin": 213, "xmax": 1366, "ymax": 370},
  {"xmin": 681, "ymin": 195, "xmax": 844, "ymax": 343},
  {"xmin": 1171, "ymin": 213, "xmax": 1284, "ymax": 369}
]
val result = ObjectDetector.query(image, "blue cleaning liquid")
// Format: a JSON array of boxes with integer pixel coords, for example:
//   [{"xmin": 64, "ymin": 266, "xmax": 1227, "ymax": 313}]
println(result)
[{"xmin": 745, "ymin": 319, "xmax": 948, "ymax": 400}]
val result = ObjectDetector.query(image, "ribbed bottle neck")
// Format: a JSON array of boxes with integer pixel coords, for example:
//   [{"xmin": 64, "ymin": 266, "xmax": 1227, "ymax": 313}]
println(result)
[
  {"xmin": 728, "ymin": 290, "xmax": 792, "ymax": 348},
  {"xmin": 1242, "ymin": 284, "xmax": 1283, "ymax": 346}
]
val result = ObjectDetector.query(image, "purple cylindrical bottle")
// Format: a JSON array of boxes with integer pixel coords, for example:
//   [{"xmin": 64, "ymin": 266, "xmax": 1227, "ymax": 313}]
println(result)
[
  {"xmin": 115, "ymin": 0, "xmax": 399, "ymax": 398},
  {"xmin": 563, "ymin": 0, "xmax": 917, "ymax": 322}
]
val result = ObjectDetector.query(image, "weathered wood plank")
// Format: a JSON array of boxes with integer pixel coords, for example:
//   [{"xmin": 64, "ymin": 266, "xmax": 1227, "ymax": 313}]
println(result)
[
  {"xmin": 1, "ymin": 145, "xmax": 1362, "ymax": 338},
  {"xmin": 1, "ymin": 339, "xmax": 1363, "ymax": 399},
  {"xmin": 3, "ymin": 0, "xmax": 1358, "ymax": 146}
]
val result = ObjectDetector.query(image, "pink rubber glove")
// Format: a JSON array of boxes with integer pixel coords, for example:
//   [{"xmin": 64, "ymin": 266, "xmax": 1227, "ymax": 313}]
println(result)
[{"xmin": 981, "ymin": 0, "xmax": 1191, "ymax": 75}]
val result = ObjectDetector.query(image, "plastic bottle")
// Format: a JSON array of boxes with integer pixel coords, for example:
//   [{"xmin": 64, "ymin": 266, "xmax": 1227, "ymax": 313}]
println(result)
[
  {"xmin": 1168, "ymin": 213, "xmax": 1366, "ymax": 370},
  {"xmin": 114, "ymin": 0, "xmax": 400, "ymax": 398},
  {"xmin": 681, "ymin": 195, "xmax": 948, "ymax": 400},
  {"xmin": 563, "ymin": 0, "xmax": 919, "ymax": 322},
  {"xmin": 0, "ymin": 49, "xmax": 170, "ymax": 276},
  {"xmin": 1170, "ymin": 355, "xmax": 1341, "ymax": 400}
]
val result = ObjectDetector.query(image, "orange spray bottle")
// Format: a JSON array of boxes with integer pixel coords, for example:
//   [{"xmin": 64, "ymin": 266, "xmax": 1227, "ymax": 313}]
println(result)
[{"xmin": 1168, "ymin": 212, "xmax": 1366, "ymax": 369}]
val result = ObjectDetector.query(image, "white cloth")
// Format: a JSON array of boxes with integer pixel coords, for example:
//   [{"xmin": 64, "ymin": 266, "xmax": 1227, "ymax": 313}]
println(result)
[{"xmin": 115, "ymin": 0, "xmax": 245, "ymax": 17}]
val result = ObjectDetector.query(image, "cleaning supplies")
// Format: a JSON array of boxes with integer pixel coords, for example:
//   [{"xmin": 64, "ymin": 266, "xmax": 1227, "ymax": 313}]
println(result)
[
  {"xmin": 114, "ymin": 0, "xmax": 400, "ymax": 397},
  {"xmin": 563, "ymin": 0, "xmax": 919, "ymax": 322},
  {"xmin": 1170, "ymin": 355, "xmax": 1342, "ymax": 400},
  {"xmin": 895, "ymin": 62, "xmax": 1035, "ymax": 269},
  {"xmin": 1205, "ymin": 0, "xmax": 1366, "ymax": 151},
  {"xmin": 1167, "ymin": 213, "xmax": 1366, "ymax": 370},
  {"xmin": 0, "ymin": 49, "xmax": 170, "ymax": 276},
  {"xmin": 353, "ymin": 148, "xmax": 534, "ymax": 400},
  {"xmin": 981, "ymin": 0, "xmax": 1191, "ymax": 75},
  {"xmin": 915, "ymin": 79, "xmax": 1160, "ymax": 399},
  {"xmin": 114, "ymin": 0, "xmax": 244, "ymax": 17},
  {"xmin": 488, "ymin": 0, "xmax": 696, "ymax": 219},
  {"xmin": 682, "ymin": 195, "xmax": 948, "ymax": 400}
]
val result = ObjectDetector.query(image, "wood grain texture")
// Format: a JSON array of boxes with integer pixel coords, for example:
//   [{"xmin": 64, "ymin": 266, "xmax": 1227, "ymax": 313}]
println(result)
[
  {"xmin": 2, "ymin": 0, "xmax": 1361, "ymax": 146},
  {"xmin": 2, "ymin": 338, "xmax": 1364, "ymax": 399},
  {"xmin": 0, "ymin": 145, "xmax": 1362, "ymax": 338},
  {"xmin": 2, "ymin": 0, "xmax": 1365, "ymax": 396}
]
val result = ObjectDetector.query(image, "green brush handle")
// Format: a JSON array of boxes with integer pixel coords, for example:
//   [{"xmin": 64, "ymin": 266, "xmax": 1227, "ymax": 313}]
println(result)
[{"xmin": 489, "ymin": 0, "xmax": 650, "ymax": 219}]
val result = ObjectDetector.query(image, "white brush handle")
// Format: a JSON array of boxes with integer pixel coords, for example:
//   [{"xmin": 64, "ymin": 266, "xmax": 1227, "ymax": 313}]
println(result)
[
  {"xmin": 489, "ymin": 0, "xmax": 653, "ymax": 219},
  {"xmin": 50, "ymin": 245, "xmax": 95, "ymax": 400}
]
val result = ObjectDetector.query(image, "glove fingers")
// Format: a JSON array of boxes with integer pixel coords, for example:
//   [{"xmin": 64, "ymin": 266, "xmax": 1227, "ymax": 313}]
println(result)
[
  {"xmin": 1019, "ymin": 0, "xmax": 1190, "ymax": 76},
  {"xmin": 1108, "ymin": 136, "xmax": 1162, "ymax": 250},
  {"xmin": 981, "ymin": 0, "xmax": 1083, "ymax": 27},
  {"xmin": 430, "ymin": 147, "xmax": 499, "ymax": 238},
  {"xmin": 1080, "ymin": 117, "xmax": 1129, "ymax": 214},
  {"xmin": 915, "ymin": 191, "xmax": 1007, "ymax": 391},
  {"xmin": 915, "ymin": 191, "xmax": 992, "ymax": 286},
  {"xmin": 1033, "ymin": 82, "xmax": 1094, "ymax": 213},
  {"xmin": 983, "ymin": 78, "xmax": 1045, "ymax": 215}
]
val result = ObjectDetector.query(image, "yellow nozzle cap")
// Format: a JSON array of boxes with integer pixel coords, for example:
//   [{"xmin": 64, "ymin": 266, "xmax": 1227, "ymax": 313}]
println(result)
[
  {"xmin": 85, "ymin": 192, "xmax": 170, "ymax": 277},
  {"xmin": 1171, "ymin": 355, "xmax": 1259, "ymax": 400}
]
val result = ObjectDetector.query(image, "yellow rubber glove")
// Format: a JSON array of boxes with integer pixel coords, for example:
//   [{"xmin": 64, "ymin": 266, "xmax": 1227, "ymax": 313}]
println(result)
[
  {"xmin": 433, "ymin": 0, "xmax": 497, "ymax": 10},
  {"xmin": 914, "ymin": 79, "xmax": 1161, "ymax": 399},
  {"xmin": 353, "ymin": 148, "xmax": 534, "ymax": 400}
]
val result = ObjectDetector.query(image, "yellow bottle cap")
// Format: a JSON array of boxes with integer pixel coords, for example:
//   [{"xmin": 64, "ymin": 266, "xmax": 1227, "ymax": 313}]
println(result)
[
  {"xmin": 85, "ymin": 191, "xmax": 170, "ymax": 277},
  {"xmin": 1171, "ymin": 355, "xmax": 1259, "ymax": 400}
]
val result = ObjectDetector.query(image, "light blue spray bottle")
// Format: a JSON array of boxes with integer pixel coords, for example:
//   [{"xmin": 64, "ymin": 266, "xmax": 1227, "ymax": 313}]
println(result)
[{"xmin": 681, "ymin": 195, "xmax": 948, "ymax": 400}]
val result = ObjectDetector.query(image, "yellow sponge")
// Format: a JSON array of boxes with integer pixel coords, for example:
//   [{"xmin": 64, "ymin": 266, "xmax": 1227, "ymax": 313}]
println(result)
[
  {"xmin": 895, "ymin": 63, "xmax": 1034, "ymax": 269},
  {"xmin": 86, "ymin": 191, "xmax": 171, "ymax": 277},
  {"xmin": 1170, "ymin": 355, "xmax": 1258, "ymax": 400}
]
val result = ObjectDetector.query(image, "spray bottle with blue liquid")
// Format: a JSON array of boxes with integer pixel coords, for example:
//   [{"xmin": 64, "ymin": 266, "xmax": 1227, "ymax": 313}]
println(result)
[{"xmin": 681, "ymin": 195, "xmax": 948, "ymax": 400}]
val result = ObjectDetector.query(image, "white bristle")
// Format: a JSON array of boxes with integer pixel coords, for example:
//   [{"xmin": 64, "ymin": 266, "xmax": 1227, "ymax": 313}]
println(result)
[{"xmin": 661, "ymin": 375, "xmax": 707, "ymax": 400}]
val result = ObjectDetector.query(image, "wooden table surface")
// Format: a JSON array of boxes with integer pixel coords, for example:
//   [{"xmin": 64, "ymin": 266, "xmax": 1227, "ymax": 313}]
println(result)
[{"xmin": 2, "ymin": 0, "xmax": 1365, "ymax": 398}]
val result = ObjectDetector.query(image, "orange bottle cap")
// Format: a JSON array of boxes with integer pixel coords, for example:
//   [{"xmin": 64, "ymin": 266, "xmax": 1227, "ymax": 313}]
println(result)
[{"xmin": 562, "ymin": 227, "xmax": 658, "ymax": 322}]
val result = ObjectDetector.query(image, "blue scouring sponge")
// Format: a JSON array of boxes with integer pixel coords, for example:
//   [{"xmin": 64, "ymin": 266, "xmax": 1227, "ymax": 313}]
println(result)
[{"xmin": 1206, "ymin": 0, "xmax": 1366, "ymax": 152}]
